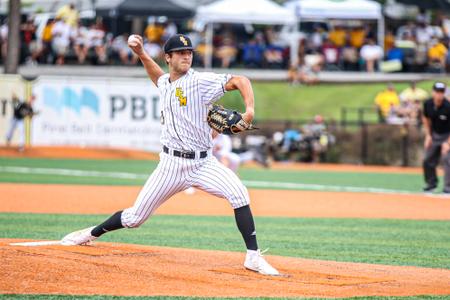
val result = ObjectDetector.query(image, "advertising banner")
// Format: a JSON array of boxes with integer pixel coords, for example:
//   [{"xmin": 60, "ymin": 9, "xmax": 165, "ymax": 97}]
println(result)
[{"xmin": 31, "ymin": 76, "xmax": 162, "ymax": 152}]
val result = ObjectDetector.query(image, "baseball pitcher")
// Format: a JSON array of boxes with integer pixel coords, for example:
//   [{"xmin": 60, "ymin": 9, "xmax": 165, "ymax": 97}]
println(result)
[{"xmin": 61, "ymin": 34, "xmax": 279, "ymax": 276}]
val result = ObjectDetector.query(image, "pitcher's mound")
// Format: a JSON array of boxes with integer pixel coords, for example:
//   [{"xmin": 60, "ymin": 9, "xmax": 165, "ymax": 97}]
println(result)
[{"xmin": 1, "ymin": 239, "xmax": 450, "ymax": 298}]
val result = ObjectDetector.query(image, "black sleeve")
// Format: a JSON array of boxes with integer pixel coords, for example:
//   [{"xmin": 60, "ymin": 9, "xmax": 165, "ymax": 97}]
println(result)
[{"xmin": 423, "ymin": 101, "xmax": 429, "ymax": 118}]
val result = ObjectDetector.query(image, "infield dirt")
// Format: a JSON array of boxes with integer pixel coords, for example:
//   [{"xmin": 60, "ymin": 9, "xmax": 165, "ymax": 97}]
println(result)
[
  {"xmin": 2, "ymin": 239, "xmax": 450, "ymax": 298},
  {"xmin": 1, "ymin": 146, "xmax": 449, "ymax": 297}
]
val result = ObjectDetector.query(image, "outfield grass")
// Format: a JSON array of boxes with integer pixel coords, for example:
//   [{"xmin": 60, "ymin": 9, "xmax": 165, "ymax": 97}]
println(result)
[
  {"xmin": 0, "ymin": 157, "xmax": 431, "ymax": 192},
  {"xmin": 219, "ymin": 80, "xmax": 446, "ymax": 122},
  {"xmin": 1, "ymin": 213, "xmax": 449, "ymax": 269}
]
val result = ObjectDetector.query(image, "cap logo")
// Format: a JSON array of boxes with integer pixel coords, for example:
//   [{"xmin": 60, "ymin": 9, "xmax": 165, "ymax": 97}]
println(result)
[{"xmin": 180, "ymin": 36, "xmax": 188, "ymax": 46}]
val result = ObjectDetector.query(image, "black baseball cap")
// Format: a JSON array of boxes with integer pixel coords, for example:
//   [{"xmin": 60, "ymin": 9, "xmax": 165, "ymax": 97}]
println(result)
[
  {"xmin": 163, "ymin": 34, "xmax": 194, "ymax": 53},
  {"xmin": 432, "ymin": 81, "xmax": 446, "ymax": 92}
]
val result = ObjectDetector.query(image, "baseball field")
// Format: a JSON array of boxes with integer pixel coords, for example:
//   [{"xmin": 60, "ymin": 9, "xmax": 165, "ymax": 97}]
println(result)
[{"xmin": 1, "ymin": 146, "xmax": 450, "ymax": 299}]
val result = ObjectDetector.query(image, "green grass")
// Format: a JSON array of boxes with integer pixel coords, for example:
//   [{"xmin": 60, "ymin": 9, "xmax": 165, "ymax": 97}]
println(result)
[
  {"xmin": 1, "ymin": 213, "xmax": 449, "ymax": 269},
  {"xmin": 219, "ymin": 80, "xmax": 446, "ymax": 122},
  {"xmin": 1, "ymin": 295, "xmax": 449, "ymax": 300},
  {"xmin": 0, "ymin": 157, "xmax": 432, "ymax": 192}
]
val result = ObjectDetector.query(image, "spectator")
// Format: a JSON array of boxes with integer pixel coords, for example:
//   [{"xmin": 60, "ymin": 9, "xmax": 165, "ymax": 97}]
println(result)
[
  {"xmin": 397, "ymin": 82, "xmax": 428, "ymax": 125},
  {"xmin": 71, "ymin": 21, "xmax": 89, "ymax": 64},
  {"xmin": 341, "ymin": 40, "xmax": 359, "ymax": 71},
  {"xmin": 5, "ymin": 94, "xmax": 37, "ymax": 151},
  {"xmin": 0, "ymin": 19, "xmax": 8, "ymax": 62},
  {"xmin": 51, "ymin": 17, "xmax": 71, "ymax": 65},
  {"xmin": 143, "ymin": 38, "xmax": 163, "ymax": 61},
  {"xmin": 56, "ymin": 3, "xmax": 79, "ymax": 27},
  {"xmin": 41, "ymin": 19, "xmax": 54, "ymax": 63},
  {"xmin": 20, "ymin": 17, "xmax": 40, "ymax": 65},
  {"xmin": 441, "ymin": 14, "xmax": 450, "ymax": 38},
  {"xmin": 400, "ymin": 82, "xmax": 429, "ymax": 103},
  {"xmin": 321, "ymin": 37, "xmax": 339, "ymax": 69},
  {"xmin": 396, "ymin": 22, "xmax": 416, "ymax": 40},
  {"xmin": 214, "ymin": 35, "xmax": 237, "ymax": 68},
  {"xmin": 374, "ymin": 83, "xmax": 400, "ymax": 123},
  {"xmin": 87, "ymin": 23, "xmax": 107, "ymax": 64},
  {"xmin": 302, "ymin": 115, "xmax": 334, "ymax": 162},
  {"xmin": 281, "ymin": 121, "xmax": 302, "ymax": 154},
  {"xmin": 242, "ymin": 38, "xmax": 264, "ymax": 68},
  {"xmin": 144, "ymin": 21, "xmax": 164, "ymax": 44},
  {"xmin": 162, "ymin": 21, "xmax": 177, "ymax": 42},
  {"xmin": 384, "ymin": 42, "xmax": 404, "ymax": 73},
  {"xmin": 427, "ymin": 38, "xmax": 447, "ymax": 72},
  {"xmin": 422, "ymin": 81, "xmax": 450, "ymax": 194},
  {"xmin": 415, "ymin": 21, "xmax": 432, "ymax": 45},
  {"xmin": 194, "ymin": 35, "xmax": 213, "ymax": 68},
  {"xmin": 349, "ymin": 26, "xmax": 366, "ymax": 49},
  {"xmin": 212, "ymin": 133, "xmax": 268, "ymax": 173},
  {"xmin": 384, "ymin": 29, "xmax": 395, "ymax": 53},
  {"xmin": 288, "ymin": 60, "xmax": 320, "ymax": 85},
  {"xmin": 328, "ymin": 25, "xmax": 347, "ymax": 48},
  {"xmin": 310, "ymin": 24, "xmax": 325, "ymax": 50},
  {"xmin": 112, "ymin": 33, "xmax": 138, "ymax": 65},
  {"xmin": 264, "ymin": 44, "xmax": 285, "ymax": 69},
  {"xmin": 360, "ymin": 38, "xmax": 383, "ymax": 72}
]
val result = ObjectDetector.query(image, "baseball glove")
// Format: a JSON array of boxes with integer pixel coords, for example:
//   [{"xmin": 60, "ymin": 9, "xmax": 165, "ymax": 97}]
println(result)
[{"xmin": 207, "ymin": 105, "xmax": 258, "ymax": 135}]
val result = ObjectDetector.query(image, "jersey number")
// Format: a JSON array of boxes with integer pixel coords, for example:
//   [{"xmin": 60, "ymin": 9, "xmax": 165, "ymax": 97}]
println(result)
[{"xmin": 175, "ymin": 87, "xmax": 187, "ymax": 106}]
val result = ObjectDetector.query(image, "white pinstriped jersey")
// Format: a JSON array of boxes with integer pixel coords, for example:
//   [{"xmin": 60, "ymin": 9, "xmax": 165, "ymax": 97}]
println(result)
[
  {"xmin": 120, "ymin": 68, "xmax": 249, "ymax": 228},
  {"xmin": 157, "ymin": 68, "xmax": 231, "ymax": 151}
]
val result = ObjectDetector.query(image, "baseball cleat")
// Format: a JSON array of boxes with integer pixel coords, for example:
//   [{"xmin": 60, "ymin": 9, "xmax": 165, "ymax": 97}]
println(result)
[
  {"xmin": 423, "ymin": 184, "xmax": 437, "ymax": 192},
  {"xmin": 61, "ymin": 226, "xmax": 97, "ymax": 246},
  {"xmin": 244, "ymin": 249, "xmax": 279, "ymax": 276}
]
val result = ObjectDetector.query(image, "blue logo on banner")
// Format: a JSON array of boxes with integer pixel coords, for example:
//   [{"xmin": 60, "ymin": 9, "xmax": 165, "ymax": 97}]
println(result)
[{"xmin": 43, "ymin": 87, "xmax": 99, "ymax": 115}]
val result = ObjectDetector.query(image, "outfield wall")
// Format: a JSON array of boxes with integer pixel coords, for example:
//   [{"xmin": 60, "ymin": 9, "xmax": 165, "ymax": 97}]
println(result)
[
  {"xmin": 0, "ymin": 75, "xmax": 162, "ymax": 152},
  {"xmin": 31, "ymin": 76, "xmax": 162, "ymax": 152}
]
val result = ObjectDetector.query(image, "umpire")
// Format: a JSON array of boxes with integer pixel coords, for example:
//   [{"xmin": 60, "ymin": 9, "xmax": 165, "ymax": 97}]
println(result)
[{"xmin": 422, "ymin": 82, "xmax": 450, "ymax": 193}]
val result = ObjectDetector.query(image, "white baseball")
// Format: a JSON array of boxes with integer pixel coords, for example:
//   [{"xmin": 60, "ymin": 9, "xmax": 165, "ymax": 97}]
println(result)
[{"xmin": 128, "ymin": 34, "xmax": 139, "ymax": 47}]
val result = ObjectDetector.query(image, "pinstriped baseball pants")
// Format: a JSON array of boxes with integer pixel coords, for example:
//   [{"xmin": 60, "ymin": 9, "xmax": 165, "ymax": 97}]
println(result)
[{"xmin": 121, "ymin": 151, "xmax": 250, "ymax": 228}]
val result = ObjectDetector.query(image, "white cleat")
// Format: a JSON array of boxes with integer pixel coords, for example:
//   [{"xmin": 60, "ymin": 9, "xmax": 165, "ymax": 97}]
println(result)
[
  {"xmin": 244, "ymin": 249, "xmax": 280, "ymax": 276},
  {"xmin": 61, "ymin": 226, "xmax": 97, "ymax": 246}
]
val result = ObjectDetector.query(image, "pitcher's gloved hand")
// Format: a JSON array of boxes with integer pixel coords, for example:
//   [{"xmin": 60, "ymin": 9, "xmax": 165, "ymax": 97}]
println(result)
[{"xmin": 207, "ymin": 105, "xmax": 258, "ymax": 135}]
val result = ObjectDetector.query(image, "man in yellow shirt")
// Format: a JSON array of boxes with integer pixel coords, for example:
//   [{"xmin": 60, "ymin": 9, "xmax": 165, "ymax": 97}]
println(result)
[
  {"xmin": 399, "ymin": 82, "xmax": 428, "ymax": 102},
  {"xmin": 328, "ymin": 26, "xmax": 347, "ymax": 48},
  {"xmin": 428, "ymin": 39, "xmax": 447, "ymax": 66},
  {"xmin": 350, "ymin": 26, "xmax": 366, "ymax": 49},
  {"xmin": 56, "ymin": 3, "xmax": 79, "ymax": 27},
  {"xmin": 145, "ymin": 22, "xmax": 165, "ymax": 43},
  {"xmin": 375, "ymin": 83, "xmax": 400, "ymax": 122}
]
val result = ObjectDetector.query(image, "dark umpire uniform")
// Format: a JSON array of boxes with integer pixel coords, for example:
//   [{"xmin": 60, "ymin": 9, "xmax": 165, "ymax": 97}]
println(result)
[{"xmin": 422, "ymin": 82, "xmax": 450, "ymax": 193}]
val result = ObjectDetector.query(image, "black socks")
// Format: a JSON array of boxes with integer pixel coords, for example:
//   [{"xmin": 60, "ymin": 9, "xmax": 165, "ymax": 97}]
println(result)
[
  {"xmin": 234, "ymin": 205, "xmax": 258, "ymax": 251},
  {"xmin": 91, "ymin": 210, "xmax": 124, "ymax": 237}
]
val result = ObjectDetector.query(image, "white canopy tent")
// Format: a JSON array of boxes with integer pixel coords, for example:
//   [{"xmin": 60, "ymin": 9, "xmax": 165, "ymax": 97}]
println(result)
[
  {"xmin": 284, "ymin": 0, "xmax": 385, "ymax": 54},
  {"xmin": 195, "ymin": 0, "xmax": 297, "ymax": 68}
]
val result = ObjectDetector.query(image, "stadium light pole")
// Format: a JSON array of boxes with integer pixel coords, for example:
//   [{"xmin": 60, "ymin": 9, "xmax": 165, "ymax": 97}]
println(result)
[{"xmin": 5, "ymin": 0, "xmax": 21, "ymax": 74}]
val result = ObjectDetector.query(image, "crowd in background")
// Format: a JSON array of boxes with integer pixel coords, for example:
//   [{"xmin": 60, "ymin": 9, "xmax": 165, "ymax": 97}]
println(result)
[
  {"xmin": 374, "ymin": 81, "xmax": 429, "ymax": 126},
  {"xmin": 2, "ymin": 3, "xmax": 450, "ymax": 75},
  {"xmin": 268, "ymin": 115, "xmax": 336, "ymax": 163}
]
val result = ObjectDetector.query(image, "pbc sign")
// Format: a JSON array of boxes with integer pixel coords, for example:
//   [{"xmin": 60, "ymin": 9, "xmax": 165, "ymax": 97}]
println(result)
[
  {"xmin": 42, "ymin": 86, "xmax": 160, "ymax": 121},
  {"xmin": 110, "ymin": 95, "xmax": 160, "ymax": 121}
]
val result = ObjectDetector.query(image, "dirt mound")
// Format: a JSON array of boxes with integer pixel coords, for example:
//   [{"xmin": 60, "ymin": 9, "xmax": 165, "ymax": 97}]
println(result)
[{"xmin": 1, "ymin": 239, "xmax": 449, "ymax": 297}]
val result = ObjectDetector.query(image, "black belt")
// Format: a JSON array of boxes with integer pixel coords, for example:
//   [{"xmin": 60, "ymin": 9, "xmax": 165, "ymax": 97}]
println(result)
[{"xmin": 163, "ymin": 145, "xmax": 207, "ymax": 159}]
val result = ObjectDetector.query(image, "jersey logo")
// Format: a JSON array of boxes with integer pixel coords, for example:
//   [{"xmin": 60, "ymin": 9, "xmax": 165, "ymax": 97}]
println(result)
[
  {"xmin": 180, "ymin": 36, "xmax": 188, "ymax": 46},
  {"xmin": 175, "ymin": 87, "xmax": 187, "ymax": 106}
]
